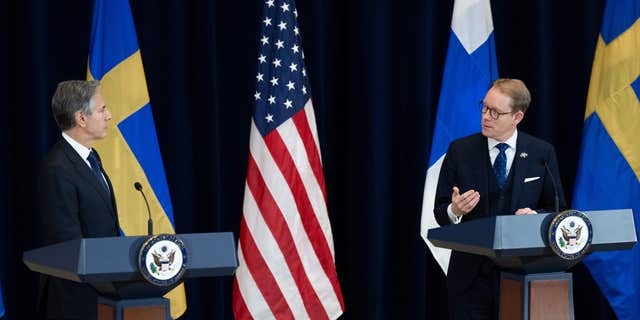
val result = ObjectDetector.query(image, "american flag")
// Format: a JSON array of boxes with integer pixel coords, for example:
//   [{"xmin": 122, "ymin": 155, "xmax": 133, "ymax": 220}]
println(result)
[{"xmin": 232, "ymin": 0, "xmax": 345, "ymax": 319}]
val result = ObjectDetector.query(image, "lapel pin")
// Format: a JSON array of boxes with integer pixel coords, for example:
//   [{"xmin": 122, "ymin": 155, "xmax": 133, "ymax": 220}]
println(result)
[{"xmin": 520, "ymin": 152, "xmax": 528, "ymax": 158}]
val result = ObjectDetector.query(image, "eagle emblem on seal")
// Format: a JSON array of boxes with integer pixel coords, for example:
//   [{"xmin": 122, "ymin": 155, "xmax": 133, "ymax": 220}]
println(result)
[
  {"xmin": 560, "ymin": 223, "xmax": 583, "ymax": 248},
  {"xmin": 151, "ymin": 246, "xmax": 176, "ymax": 273}
]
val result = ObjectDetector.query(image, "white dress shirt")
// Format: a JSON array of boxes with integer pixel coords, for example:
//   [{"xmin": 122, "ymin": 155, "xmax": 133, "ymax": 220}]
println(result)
[
  {"xmin": 62, "ymin": 132, "xmax": 92, "ymax": 168},
  {"xmin": 62, "ymin": 132, "xmax": 109, "ymax": 187}
]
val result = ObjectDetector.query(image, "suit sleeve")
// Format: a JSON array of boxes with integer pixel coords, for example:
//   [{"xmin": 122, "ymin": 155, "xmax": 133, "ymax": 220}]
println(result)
[
  {"xmin": 539, "ymin": 144, "xmax": 567, "ymax": 212},
  {"xmin": 39, "ymin": 166, "xmax": 83, "ymax": 244},
  {"xmin": 434, "ymin": 144, "xmax": 457, "ymax": 226}
]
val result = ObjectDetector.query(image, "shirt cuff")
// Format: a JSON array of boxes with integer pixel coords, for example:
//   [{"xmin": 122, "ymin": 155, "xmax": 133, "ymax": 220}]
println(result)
[{"xmin": 447, "ymin": 204, "xmax": 462, "ymax": 224}]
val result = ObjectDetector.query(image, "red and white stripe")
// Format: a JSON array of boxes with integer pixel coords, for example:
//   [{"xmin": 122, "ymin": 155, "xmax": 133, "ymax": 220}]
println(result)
[{"xmin": 233, "ymin": 100, "xmax": 345, "ymax": 319}]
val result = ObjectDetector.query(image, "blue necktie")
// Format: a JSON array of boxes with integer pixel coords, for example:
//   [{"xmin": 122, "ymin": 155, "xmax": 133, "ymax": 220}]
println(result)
[
  {"xmin": 493, "ymin": 143, "xmax": 509, "ymax": 189},
  {"xmin": 87, "ymin": 151, "xmax": 109, "ymax": 192}
]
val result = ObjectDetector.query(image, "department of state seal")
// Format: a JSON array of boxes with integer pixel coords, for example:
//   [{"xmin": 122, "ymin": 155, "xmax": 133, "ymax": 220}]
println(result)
[
  {"xmin": 138, "ymin": 234, "xmax": 189, "ymax": 286},
  {"xmin": 548, "ymin": 210, "xmax": 593, "ymax": 260}
]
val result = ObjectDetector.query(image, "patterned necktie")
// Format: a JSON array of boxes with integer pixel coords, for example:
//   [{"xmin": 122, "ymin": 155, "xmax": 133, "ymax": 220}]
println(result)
[
  {"xmin": 493, "ymin": 143, "xmax": 509, "ymax": 189},
  {"xmin": 87, "ymin": 151, "xmax": 109, "ymax": 192}
]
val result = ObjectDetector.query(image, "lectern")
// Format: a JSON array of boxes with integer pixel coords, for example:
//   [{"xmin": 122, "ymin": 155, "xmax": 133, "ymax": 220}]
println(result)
[
  {"xmin": 23, "ymin": 232, "xmax": 238, "ymax": 320},
  {"xmin": 428, "ymin": 209, "xmax": 636, "ymax": 320}
]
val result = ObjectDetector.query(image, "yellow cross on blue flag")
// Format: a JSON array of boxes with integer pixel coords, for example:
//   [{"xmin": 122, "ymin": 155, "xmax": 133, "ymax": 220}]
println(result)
[
  {"xmin": 87, "ymin": 0, "xmax": 187, "ymax": 318},
  {"xmin": 573, "ymin": 1, "xmax": 640, "ymax": 319}
]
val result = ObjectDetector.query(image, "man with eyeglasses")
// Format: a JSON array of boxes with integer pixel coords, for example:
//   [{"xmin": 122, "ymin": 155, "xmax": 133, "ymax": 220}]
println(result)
[{"xmin": 434, "ymin": 78, "xmax": 567, "ymax": 320}]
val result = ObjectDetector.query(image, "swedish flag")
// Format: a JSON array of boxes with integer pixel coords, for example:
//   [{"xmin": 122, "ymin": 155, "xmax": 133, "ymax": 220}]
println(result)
[
  {"xmin": 573, "ymin": 1, "xmax": 640, "ymax": 319},
  {"xmin": 87, "ymin": 0, "xmax": 186, "ymax": 318}
]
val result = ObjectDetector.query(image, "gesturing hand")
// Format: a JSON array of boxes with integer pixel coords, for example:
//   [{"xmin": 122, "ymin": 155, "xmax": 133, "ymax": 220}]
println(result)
[{"xmin": 451, "ymin": 186, "xmax": 480, "ymax": 217}]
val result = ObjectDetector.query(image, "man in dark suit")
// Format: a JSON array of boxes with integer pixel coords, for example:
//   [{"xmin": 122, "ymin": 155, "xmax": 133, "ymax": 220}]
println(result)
[
  {"xmin": 38, "ymin": 80, "xmax": 120, "ymax": 320},
  {"xmin": 434, "ymin": 78, "xmax": 566, "ymax": 320}
]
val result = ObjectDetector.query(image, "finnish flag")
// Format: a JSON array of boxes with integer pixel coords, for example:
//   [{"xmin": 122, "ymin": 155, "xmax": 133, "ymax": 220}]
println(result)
[{"xmin": 420, "ymin": 0, "xmax": 499, "ymax": 274}]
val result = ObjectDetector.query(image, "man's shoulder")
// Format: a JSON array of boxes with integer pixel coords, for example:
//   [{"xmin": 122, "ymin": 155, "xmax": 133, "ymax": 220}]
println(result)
[
  {"xmin": 42, "ymin": 139, "xmax": 75, "ymax": 169},
  {"xmin": 444, "ymin": 133, "xmax": 485, "ymax": 160},
  {"xmin": 450, "ymin": 132, "xmax": 485, "ymax": 148},
  {"xmin": 518, "ymin": 131, "xmax": 554, "ymax": 151}
]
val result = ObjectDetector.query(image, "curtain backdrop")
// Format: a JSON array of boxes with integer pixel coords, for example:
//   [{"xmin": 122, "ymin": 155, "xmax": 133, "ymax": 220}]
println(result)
[{"xmin": 2, "ymin": 0, "xmax": 615, "ymax": 319}]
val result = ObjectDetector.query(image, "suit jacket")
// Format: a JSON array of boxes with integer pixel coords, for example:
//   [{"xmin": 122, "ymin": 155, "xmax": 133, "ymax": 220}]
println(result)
[
  {"xmin": 37, "ymin": 138, "xmax": 120, "ymax": 319},
  {"xmin": 434, "ymin": 132, "xmax": 566, "ymax": 295}
]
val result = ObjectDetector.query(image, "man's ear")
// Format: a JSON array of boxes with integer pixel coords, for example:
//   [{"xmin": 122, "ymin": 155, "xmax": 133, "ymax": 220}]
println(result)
[
  {"xmin": 74, "ymin": 111, "xmax": 86, "ymax": 128},
  {"xmin": 513, "ymin": 111, "xmax": 524, "ymax": 125}
]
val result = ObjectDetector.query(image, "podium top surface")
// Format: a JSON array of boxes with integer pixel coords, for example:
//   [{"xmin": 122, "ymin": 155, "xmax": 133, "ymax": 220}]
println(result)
[
  {"xmin": 23, "ymin": 232, "xmax": 238, "ymax": 283},
  {"xmin": 427, "ymin": 209, "xmax": 637, "ymax": 258}
]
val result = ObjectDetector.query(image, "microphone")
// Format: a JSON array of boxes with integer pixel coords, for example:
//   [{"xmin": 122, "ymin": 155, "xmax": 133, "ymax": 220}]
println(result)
[
  {"xmin": 543, "ymin": 161, "xmax": 560, "ymax": 215},
  {"xmin": 134, "ymin": 182, "xmax": 153, "ymax": 236}
]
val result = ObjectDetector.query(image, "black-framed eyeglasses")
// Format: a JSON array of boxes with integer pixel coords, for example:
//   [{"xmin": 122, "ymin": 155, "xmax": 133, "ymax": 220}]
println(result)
[{"xmin": 478, "ymin": 101, "xmax": 512, "ymax": 120}]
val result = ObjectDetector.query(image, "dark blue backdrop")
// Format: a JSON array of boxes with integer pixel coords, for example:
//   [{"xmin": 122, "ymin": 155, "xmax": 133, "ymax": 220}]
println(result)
[{"xmin": 1, "ymin": 0, "xmax": 616, "ymax": 319}]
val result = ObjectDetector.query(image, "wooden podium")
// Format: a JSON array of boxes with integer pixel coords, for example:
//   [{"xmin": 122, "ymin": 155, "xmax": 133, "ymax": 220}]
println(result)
[
  {"xmin": 23, "ymin": 232, "xmax": 238, "ymax": 320},
  {"xmin": 97, "ymin": 297, "xmax": 170, "ymax": 320},
  {"xmin": 428, "ymin": 209, "xmax": 636, "ymax": 320}
]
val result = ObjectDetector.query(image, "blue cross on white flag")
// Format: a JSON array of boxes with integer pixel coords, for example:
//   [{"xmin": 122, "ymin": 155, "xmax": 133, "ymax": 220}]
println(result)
[{"xmin": 420, "ymin": 0, "xmax": 498, "ymax": 273}]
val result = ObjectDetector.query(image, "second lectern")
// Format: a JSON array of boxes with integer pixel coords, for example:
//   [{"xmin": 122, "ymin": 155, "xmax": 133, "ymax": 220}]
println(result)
[{"xmin": 428, "ymin": 209, "xmax": 636, "ymax": 320}]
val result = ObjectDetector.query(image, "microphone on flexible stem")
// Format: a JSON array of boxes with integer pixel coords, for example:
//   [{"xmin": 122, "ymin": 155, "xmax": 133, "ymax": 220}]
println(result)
[
  {"xmin": 543, "ymin": 161, "xmax": 560, "ymax": 215},
  {"xmin": 134, "ymin": 182, "xmax": 153, "ymax": 236}
]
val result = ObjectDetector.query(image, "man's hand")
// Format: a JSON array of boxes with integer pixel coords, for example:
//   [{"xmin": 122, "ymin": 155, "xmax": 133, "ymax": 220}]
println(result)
[
  {"xmin": 515, "ymin": 207, "xmax": 537, "ymax": 215},
  {"xmin": 451, "ymin": 186, "xmax": 480, "ymax": 217}
]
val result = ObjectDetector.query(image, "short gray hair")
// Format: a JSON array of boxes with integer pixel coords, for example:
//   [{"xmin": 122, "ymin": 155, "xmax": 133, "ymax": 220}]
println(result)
[
  {"xmin": 491, "ymin": 78, "xmax": 531, "ymax": 113},
  {"xmin": 51, "ymin": 80, "xmax": 101, "ymax": 131}
]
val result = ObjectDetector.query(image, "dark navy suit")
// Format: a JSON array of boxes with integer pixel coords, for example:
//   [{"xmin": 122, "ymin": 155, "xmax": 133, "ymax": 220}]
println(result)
[
  {"xmin": 434, "ymin": 132, "xmax": 566, "ymax": 319},
  {"xmin": 37, "ymin": 139, "xmax": 120, "ymax": 320}
]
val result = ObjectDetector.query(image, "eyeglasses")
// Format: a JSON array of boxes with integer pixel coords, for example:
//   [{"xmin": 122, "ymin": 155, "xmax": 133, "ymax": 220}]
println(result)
[{"xmin": 478, "ymin": 101, "xmax": 513, "ymax": 120}]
